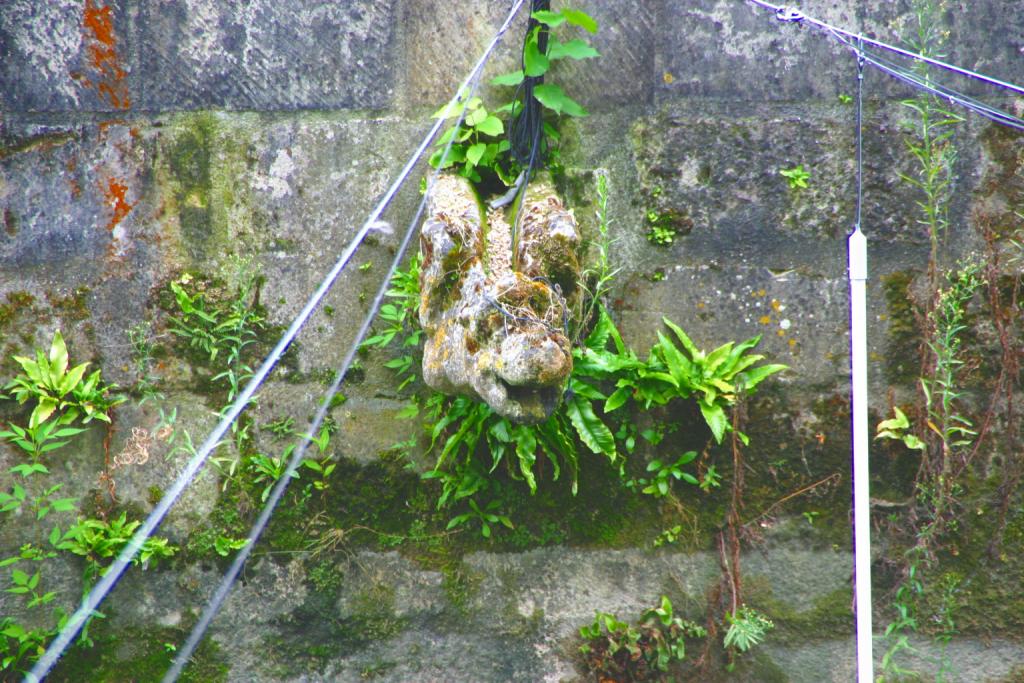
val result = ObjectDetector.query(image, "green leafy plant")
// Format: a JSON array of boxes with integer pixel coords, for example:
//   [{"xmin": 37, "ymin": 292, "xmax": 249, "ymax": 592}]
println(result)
[
  {"xmin": 213, "ymin": 535, "xmax": 249, "ymax": 557},
  {"xmin": 3, "ymin": 330, "xmax": 122, "ymax": 432},
  {"xmin": 429, "ymin": 6, "xmax": 599, "ymax": 187},
  {"xmin": 723, "ymin": 605, "xmax": 774, "ymax": 653},
  {"xmin": 881, "ymin": 549, "xmax": 925, "ymax": 680},
  {"xmin": 631, "ymin": 451, "xmax": 699, "ymax": 498},
  {"xmin": 876, "ymin": 406, "xmax": 926, "ymax": 451},
  {"xmin": 445, "ymin": 497, "xmax": 514, "ymax": 538},
  {"xmin": 360, "ymin": 253, "xmax": 422, "ymax": 392},
  {"xmin": 645, "ymin": 209, "xmax": 683, "ymax": 246},
  {"xmin": 653, "ymin": 524, "xmax": 683, "ymax": 548},
  {"xmin": 579, "ymin": 596, "xmax": 706, "ymax": 679},
  {"xmin": 899, "ymin": 0, "xmax": 962, "ymax": 275},
  {"xmin": 573, "ymin": 172, "xmax": 620, "ymax": 343},
  {"xmin": 247, "ymin": 452, "xmax": 299, "ymax": 503},
  {"xmin": 58, "ymin": 512, "xmax": 177, "ymax": 586},
  {"xmin": 168, "ymin": 263, "xmax": 266, "ymax": 402},
  {"xmin": 0, "ymin": 533, "xmax": 74, "ymax": 674},
  {"xmin": 584, "ymin": 312, "xmax": 785, "ymax": 445},
  {"xmin": 262, "ymin": 416, "xmax": 296, "ymax": 439},
  {"xmin": 779, "ymin": 165, "xmax": 810, "ymax": 189},
  {"xmin": 699, "ymin": 465, "xmax": 722, "ymax": 492},
  {"xmin": 0, "ymin": 419, "xmax": 87, "ymax": 462},
  {"xmin": 167, "ymin": 263, "xmax": 267, "ymax": 461},
  {"xmin": 429, "ymin": 96, "xmax": 510, "ymax": 183},
  {"xmin": 300, "ymin": 426, "xmax": 337, "ymax": 494}
]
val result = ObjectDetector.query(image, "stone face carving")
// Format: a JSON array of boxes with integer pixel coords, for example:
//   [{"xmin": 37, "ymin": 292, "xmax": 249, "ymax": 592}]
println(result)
[{"xmin": 418, "ymin": 174, "xmax": 581, "ymax": 424}]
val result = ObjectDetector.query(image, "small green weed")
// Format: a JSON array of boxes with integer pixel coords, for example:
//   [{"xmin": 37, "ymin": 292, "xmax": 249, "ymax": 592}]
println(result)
[
  {"xmin": 779, "ymin": 165, "xmax": 810, "ymax": 190},
  {"xmin": 723, "ymin": 605, "xmax": 774, "ymax": 653},
  {"xmin": 446, "ymin": 498, "xmax": 514, "ymax": 539},
  {"xmin": 579, "ymin": 596, "xmax": 706, "ymax": 679}
]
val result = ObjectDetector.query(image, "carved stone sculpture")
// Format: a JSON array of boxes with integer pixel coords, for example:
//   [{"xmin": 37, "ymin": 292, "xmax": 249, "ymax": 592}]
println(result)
[{"xmin": 418, "ymin": 173, "xmax": 581, "ymax": 424}]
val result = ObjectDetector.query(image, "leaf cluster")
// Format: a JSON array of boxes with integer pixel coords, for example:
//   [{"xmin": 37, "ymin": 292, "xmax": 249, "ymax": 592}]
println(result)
[
  {"xmin": 579, "ymin": 310, "xmax": 785, "ymax": 445},
  {"xmin": 779, "ymin": 165, "xmax": 810, "ymax": 190},
  {"xmin": 723, "ymin": 605, "xmax": 774, "ymax": 653},
  {"xmin": 428, "ymin": 7, "xmax": 599, "ymax": 187},
  {"xmin": 360, "ymin": 253, "xmax": 422, "ymax": 391},
  {"xmin": 3, "ymin": 330, "xmax": 122, "ymax": 433},
  {"xmin": 579, "ymin": 596, "xmax": 706, "ymax": 680},
  {"xmin": 168, "ymin": 267, "xmax": 266, "ymax": 400}
]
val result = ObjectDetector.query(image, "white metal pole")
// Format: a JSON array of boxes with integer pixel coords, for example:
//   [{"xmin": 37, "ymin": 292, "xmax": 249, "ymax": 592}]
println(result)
[{"xmin": 849, "ymin": 227, "xmax": 874, "ymax": 682}]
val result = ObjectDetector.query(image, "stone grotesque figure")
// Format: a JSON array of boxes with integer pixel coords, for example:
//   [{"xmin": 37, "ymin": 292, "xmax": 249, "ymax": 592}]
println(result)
[{"xmin": 418, "ymin": 174, "xmax": 582, "ymax": 424}]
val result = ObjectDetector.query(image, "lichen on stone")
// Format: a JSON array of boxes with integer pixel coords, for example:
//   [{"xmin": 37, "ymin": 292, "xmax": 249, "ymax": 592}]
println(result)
[{"xmin": 418, "ymin": 174, "xmax": 581, "ymax": 424}]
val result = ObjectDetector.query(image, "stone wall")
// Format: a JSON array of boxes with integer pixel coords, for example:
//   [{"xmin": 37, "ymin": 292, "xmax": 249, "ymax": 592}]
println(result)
[{"xmin": 2, "ymin": 1, "xmax": 1023, "ymax": 681}]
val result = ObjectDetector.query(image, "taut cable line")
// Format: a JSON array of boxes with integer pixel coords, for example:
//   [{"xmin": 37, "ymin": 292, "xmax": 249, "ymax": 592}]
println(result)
[
  {"xmin": 745, "ymin": 0, "xmax": 1024, "ymax": 99},
  {"xmin": 26, "ymin": 1, "xmax": 527, "ymax": 680}
]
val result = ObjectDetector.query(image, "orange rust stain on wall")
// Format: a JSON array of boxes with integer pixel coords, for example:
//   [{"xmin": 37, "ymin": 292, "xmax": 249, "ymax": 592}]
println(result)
[
  {"xmin": 103, "ymin": 177, "xmax": 135, "ymax": 229},
  {"xmin": 82, "ymin": 1, "xmax": 131, "ymax": 110},
  {"xmin": 65, "ymin": 159, "xmax": 82, "ymax": 198}
]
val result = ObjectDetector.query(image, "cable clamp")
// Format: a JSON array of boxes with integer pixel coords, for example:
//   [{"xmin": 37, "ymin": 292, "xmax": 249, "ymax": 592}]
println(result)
[{"xmin": 775, "ymin": 7, "xmax": 804, "ymax": 22}]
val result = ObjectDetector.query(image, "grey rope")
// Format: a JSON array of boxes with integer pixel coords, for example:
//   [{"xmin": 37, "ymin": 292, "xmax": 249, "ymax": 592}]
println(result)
[
  {"xmin": 161, "ymin": 2, "xmax": 527, "ymax": 680},
  {"xmin": 745, "ymin": 0, "xmax": 1024, "ymax": 98},
  {"xmin": 27, "ymin": 2, "xmax": 526, "ymax": 680}
]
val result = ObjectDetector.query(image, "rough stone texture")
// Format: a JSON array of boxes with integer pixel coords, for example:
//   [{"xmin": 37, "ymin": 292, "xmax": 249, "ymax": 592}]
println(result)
[
  {"xmin": 1, "ymin": 1, "xmax": 1024, "ymax": 681},
  {"xmin": 655, "ymin": 0, "xmax": 1024, "ymax": 102},
  {"xmin": 135, "ymin": 0, "xmax": 398, "ymax": 111},
  {"xmin": 418, "ymin": 174, "xmax": 578, "ymax": 423},
  {"xmin": 202, "ymin": 544, "xmax": 857, "ymax": 682},
  {"xmin": 0, "ymin": 0, "xmax": 132, "ymax": 112}
]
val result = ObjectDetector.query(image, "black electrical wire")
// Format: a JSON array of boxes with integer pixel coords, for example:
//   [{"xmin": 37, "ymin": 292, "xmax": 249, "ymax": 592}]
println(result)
[{"xmin": 509, "ymin": 0, "xmax": 551, "ymax": 167}]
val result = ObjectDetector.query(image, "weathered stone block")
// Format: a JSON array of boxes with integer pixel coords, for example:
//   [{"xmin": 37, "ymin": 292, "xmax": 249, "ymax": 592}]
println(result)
[
  {"xmin": 550, "ymin": 0, "xmax": 657, "ymax": 112},
  {"xmin": 630, "ymin": 102, "xmax": 978, "ymax": 250},
  {"xmin": 656, "ymin": 0, "xmax": 1024, "ymax": 104},
  {"xmin": 656, "ymin": 0, "xmax": 860, "ymax": 102},
  {"xmin": 397, "ymin": 0, "xmax": 529, "ymax": 110},
  {"xmin": 136, "ymin": 0, "xmax": 397, "ymax": 110},
  {"xmin": 0, "ymin": 0, "xmax": 132, "ymax": 112}
]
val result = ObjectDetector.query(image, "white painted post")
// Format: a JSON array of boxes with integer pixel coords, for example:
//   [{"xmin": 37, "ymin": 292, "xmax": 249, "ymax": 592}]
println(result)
[{"xmin": 848, "ymin": 228, "xmax": 874, "ymax": 682}]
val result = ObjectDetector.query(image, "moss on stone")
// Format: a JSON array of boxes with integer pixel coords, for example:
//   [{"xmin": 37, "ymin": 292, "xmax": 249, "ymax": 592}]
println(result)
[
  {"xmin": 881, "ymin": 270, "xmax": 923, "ymax": 385},
  {"xmin": 161, "ymin": 113, "xmax": 257, "ymax": 267},
  {"xmin": 768, "ymin": 586, "xmax": 855, "ymax": 642},
  {"xmin": 0, "ymin": 290, "xmax": 37, "ymax": 334},
  {"xmin": 264, "ymin": 577, "xmax": 407, "ymax": 676},
  {"xmin": 49, "ymin": 623, "xmax": 228, "ymax": 683},
  {"xmin": 46, "ymin": 285, "xmax": 92, "ymax": 323}
]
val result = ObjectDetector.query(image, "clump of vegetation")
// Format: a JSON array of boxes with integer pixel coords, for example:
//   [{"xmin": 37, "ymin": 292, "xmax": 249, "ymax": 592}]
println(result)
[
  {"xmin": 578, "ymin": 596, "xmax": 706, "ymax": 680},
  {"xmin": 779, "ymin": 164, "xmax": 810, "ymax": 190},
  {"xmin": 0, "ymin": 331, "xmax": 175, "ymax": 677},
  {"xmin": 429, "ymin": 6, "xmax": 599, "ymax": 192}
]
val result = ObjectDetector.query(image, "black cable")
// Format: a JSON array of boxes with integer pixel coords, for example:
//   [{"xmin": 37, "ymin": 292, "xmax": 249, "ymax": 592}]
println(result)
[
  {"xmin": 509, "ymin": 0, "xmax": 551, "ymax": 167},
  {"xmin": 508, "ymin": 0, "xmax": 551, "ymax": 265}
]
